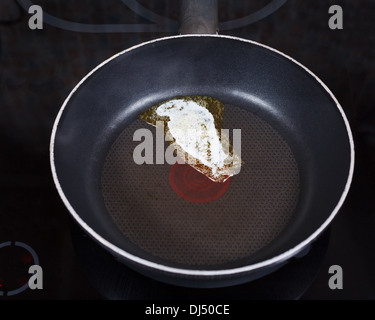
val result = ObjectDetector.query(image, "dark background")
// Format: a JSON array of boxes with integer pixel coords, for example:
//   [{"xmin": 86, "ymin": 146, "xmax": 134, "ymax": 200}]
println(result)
[{"xmin": 0, "ymin": 0, "xmax": 374, "ymax": 299}]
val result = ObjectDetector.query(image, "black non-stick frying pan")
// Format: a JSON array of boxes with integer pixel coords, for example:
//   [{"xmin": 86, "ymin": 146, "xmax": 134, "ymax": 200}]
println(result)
[{"xmin": 50, "ymin": 0, "xmax": 354, "ymax": 288}]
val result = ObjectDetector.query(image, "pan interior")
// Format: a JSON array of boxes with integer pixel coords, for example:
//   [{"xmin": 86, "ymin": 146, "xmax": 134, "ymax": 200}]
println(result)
[{"xmin": 101, "ymin": 105, "xmax": 300, "ymax": 268}]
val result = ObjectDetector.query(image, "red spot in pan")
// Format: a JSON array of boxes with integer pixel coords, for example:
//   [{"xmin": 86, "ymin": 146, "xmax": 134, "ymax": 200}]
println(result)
[{"xmin": 169, "ymin": 163, "xmax": 231, "ymax": 203}]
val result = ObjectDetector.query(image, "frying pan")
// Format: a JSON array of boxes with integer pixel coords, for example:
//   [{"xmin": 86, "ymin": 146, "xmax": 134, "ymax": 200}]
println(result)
[{"xmin": 50, "ymin": 0, "xmax": 354, "ymax": 288}]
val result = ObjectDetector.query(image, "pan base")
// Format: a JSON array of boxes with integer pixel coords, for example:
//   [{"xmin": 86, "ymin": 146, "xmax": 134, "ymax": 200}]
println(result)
[{"xmin": 101, "ymin": 105, "xmax": 300, "ymax": 268}]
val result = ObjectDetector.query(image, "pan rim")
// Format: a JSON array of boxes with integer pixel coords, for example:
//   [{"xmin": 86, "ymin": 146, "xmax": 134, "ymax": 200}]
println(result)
[{"xmin": 50, "ymin": 34, "xmax": 355, "ymax": 277}]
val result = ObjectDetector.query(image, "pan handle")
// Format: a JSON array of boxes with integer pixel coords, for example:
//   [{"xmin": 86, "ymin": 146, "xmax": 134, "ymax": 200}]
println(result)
[{"xmin": 179, "ymin": 0, "xmax": 218, "ymax": 35}]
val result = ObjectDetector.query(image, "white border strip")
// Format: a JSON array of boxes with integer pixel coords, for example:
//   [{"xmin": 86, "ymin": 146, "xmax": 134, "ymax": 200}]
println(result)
[{"xmin": 50, "ymin": 34, "xmax": 355, "ymax": 277}]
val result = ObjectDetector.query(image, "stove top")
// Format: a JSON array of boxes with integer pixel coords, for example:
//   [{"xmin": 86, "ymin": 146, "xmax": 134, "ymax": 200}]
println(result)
[{"xmin": 0, "ymin": 0, "xmax": 375, "ymax": 300}]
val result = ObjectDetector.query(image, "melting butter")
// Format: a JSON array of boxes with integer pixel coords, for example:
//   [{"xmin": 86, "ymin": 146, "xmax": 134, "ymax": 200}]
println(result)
[
  {"xmin": 139, "ymin": 95, "xmax": 241, "ymax": 182},
  {"xmin": 156, "ymin": 99, "xmax": 227, "ymax": 176}
]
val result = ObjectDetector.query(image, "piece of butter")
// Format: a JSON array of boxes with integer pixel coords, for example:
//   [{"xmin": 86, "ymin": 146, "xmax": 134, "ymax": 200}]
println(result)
[
  {"xmin": 156, "ymin": 99, "xmax": 227, "ymax": 177},
  {"xmin": 139, "ymin": 96, "xmax": 241, "ymax": 182}
]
